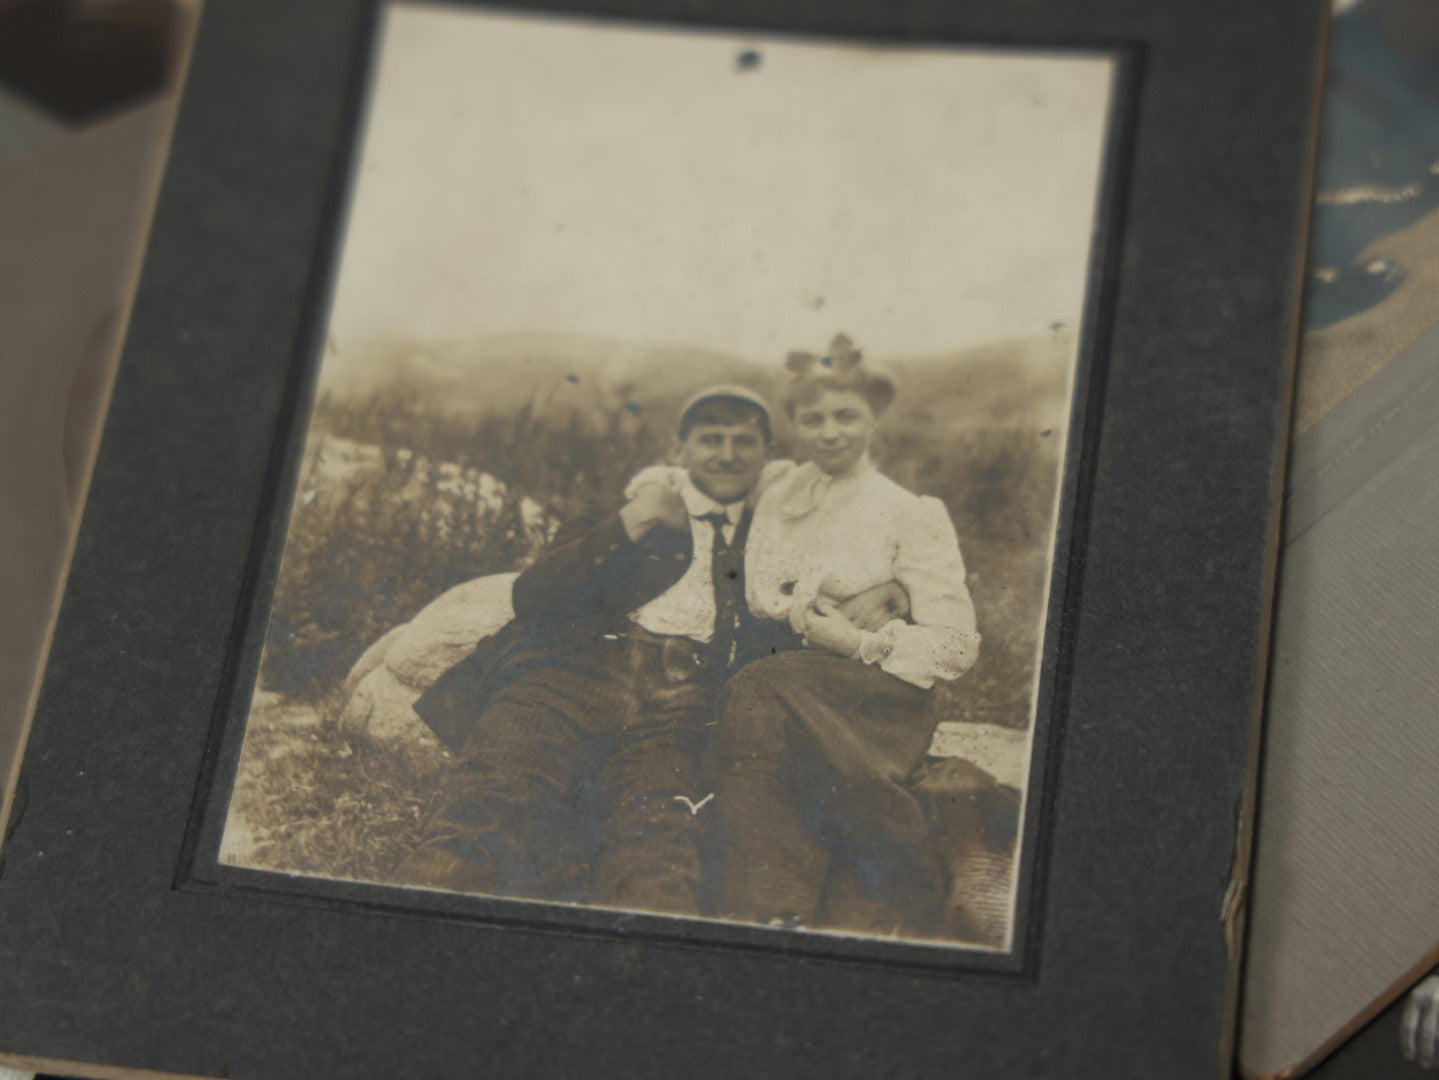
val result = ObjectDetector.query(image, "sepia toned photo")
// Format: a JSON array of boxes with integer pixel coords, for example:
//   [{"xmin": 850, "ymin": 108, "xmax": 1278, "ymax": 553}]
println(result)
[{"xmin": 217, "ymin": 0, "xmax": 1117, "ymax": 954}]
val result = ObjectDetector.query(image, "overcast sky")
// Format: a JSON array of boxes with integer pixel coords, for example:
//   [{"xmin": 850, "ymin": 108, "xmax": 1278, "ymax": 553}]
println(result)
[{"xmin": 324, "ymin": 2, "xmax": 1116, "ymax": 364}]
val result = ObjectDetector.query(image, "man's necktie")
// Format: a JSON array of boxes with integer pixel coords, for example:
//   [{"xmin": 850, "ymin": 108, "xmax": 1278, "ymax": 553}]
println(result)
[{"xmin": 699, "ymin": 511, "xmax": 744, "ymax": 668}]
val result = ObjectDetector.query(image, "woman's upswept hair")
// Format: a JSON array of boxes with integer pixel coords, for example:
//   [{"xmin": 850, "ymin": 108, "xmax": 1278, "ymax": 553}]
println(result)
[{"xmin": 781, "ymin": 334, "xmax": 896, "ymax": 417}]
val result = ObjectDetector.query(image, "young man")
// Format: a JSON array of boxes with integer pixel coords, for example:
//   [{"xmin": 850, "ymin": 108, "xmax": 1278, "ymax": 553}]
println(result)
[{"xmin": 402, "ymin": 386, "xmax": 875, "ymax": 915}]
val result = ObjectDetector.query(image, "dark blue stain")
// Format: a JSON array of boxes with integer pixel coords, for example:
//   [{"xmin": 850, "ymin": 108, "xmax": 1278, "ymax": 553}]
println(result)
[{"xmin": 1305, "ymin": 0, "xmax": 1439, "ymax": 330}]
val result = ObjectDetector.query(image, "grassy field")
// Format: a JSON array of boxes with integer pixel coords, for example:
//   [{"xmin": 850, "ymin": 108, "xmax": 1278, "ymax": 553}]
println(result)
[{"xmin": 222, "ymin": 692, "xmax": 444, "ymax": 878}]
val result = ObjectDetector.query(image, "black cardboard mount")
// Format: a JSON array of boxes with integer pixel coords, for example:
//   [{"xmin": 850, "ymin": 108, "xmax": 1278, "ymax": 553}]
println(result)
[
  {"xmin": 0, "ymin": 1, "xmax": 1324, "ymax": 1077},
  {"xmin": 177, "ymin": 20, "xmax": 1134, "ymax": 981}
]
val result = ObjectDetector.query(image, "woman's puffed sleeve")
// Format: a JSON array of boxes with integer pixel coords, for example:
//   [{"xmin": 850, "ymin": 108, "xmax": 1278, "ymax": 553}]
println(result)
[
  {"xmin": 874, "ymin": 495, "xmax": 980, "ymax": 688},
  {"xmin": 751, "ymin": 458, "xmax": 796, "ymax": 502}
]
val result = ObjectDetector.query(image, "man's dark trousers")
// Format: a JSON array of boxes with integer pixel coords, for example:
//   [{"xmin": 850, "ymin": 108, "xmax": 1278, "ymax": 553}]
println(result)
[
  {"xmin": 413, "ymin": 630, "xmax": 717, "ymax": 916},
  {"xmin": 403, "ymin": 503, "xmax": 782, "ymax": 916}
]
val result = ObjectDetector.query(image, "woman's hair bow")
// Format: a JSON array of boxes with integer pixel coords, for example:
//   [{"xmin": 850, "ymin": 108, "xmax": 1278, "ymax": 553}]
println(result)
[{"xmin": 785, "ymin": 333, "xmax": 863, "ymax": 375}]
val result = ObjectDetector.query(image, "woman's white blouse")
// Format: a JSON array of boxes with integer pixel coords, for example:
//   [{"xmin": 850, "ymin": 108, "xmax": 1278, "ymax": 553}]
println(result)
[{"xmin": 744, "ymin": 458, "xmax": 980, "ymax": 689}]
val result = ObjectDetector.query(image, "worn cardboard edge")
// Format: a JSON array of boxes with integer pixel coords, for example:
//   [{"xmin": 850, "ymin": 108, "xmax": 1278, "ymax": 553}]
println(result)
[{"xmin": 1219, "ymin": 7, "xmax": 1330, "ymax": 1079}]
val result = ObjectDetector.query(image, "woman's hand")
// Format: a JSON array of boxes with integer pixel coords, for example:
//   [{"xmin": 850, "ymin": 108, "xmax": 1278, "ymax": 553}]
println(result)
[
  {"xmin": 797, "ymin": 598, "xmax": 863, "ymax": 658},
  {"xmin": 837, "ymin": 581, "xmax": 909, "ymax": 632}
]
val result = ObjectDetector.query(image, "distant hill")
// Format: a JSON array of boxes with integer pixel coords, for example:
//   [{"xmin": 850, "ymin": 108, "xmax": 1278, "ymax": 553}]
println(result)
[
  {"xmin": 883, "ymin": 336, "xmax": 1074, "ymax": 434},
  {"xmin": 317, "ymin": 330, "xmax": 1077, "ymax": 436}
]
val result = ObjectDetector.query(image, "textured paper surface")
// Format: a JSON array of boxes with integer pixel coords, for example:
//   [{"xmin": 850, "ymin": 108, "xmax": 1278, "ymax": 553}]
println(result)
[{"xmin": 1241, "ymin": 326, "xmax": 1439, "ymax": 1076}]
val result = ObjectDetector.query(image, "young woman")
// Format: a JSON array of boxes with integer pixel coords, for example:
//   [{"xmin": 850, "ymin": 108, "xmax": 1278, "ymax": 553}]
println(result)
[{"xmin": 705, "ymin": 335, "xmax": 980, "ymax": 935}]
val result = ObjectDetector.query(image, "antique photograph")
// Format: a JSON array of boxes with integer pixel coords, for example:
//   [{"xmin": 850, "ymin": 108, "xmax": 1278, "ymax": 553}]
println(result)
[{"xmin": 217, "ymin": 0, "xmax": 1116, "ymax": 953}]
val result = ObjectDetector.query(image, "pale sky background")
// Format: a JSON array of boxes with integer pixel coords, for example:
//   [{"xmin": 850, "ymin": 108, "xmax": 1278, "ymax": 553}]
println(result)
[{"xmin": 324, "ymin": 1, "xmax": 1116, "ymax": 364}]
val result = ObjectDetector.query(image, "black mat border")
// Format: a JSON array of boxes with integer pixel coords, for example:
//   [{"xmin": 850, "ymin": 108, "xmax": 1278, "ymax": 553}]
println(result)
[{"xmin": 172, "ymin": 0, "xmax": 1143, "ymax": 979}]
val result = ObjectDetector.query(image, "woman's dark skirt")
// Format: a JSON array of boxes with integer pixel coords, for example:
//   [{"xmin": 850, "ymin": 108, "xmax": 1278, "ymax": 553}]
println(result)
[{"xmin": 704, "ymin": 649, "xmax": 943, "ymax": 935}]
